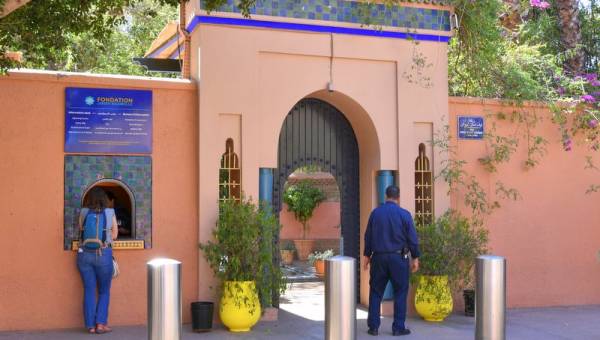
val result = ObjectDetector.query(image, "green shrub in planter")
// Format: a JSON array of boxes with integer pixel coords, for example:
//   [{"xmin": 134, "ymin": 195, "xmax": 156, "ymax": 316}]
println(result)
[
  {"xmin": 280, "ymin": 240, "xmax": 296, "ymax": 251},
  {"xmin": 200, "ymin": 197, "xmax": 286, "ymax": 313},
  {"xmin": 414, "ymin": 210, "xmax": 488, "ymax": 301},
  {"xmin": 307, "ymin": 249, "xmax": 334, "ymax": 266}
]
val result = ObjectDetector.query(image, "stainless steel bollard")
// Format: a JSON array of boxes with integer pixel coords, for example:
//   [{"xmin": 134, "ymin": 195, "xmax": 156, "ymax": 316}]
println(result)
[
  {"xmin": 325, "ymin": 256, "xmax": 356, "ymax": 340},
  {"xmin": 475, "ymin": 255, "xmax": 506, "ymax": 340},
  {"xmin": 147, "ymin": 258, "xmax": 182, "ymax": 340}
]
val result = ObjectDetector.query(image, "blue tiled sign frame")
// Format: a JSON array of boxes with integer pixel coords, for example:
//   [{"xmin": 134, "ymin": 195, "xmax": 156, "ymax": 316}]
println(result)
[{"xmin": 64, "ymin": 155, "xmax": 152, "ymax": 250}]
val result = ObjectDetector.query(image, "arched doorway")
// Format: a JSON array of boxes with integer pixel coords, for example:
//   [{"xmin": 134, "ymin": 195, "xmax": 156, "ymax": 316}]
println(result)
[
  {"xmin": 82, "ymin": 179, "xmax": 135, "ymax": 239},
  {"xmin": 274, "ymin": 98, "xmax": 360, "ymax": 301}
]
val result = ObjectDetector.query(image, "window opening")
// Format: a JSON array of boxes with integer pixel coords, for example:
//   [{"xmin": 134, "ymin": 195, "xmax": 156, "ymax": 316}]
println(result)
[
  {"xmin": 415, "ymin": 143, "xmax": 433, "ymax": 226},
  {"xmin": 82, "ymin": 180, "xmax": 135, "ymax": 240},
  {"xmin": 219, "ymin": 138, "xmax": 241, "ymax": 202}
]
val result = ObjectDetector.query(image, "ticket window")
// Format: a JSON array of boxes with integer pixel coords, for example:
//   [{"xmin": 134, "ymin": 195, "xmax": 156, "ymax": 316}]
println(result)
[{"xmin": 82, "ymin": 181, "xmax": 135, "ymax": 240}]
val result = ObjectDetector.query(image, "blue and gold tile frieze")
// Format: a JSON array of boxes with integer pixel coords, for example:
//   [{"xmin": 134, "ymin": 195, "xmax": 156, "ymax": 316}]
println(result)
[
  {"xmin": 202, "ymin": 0, "xmax": 451, "ymax": 31},
  {"xmin": 64, "ymin": 155, "xmax": 152, "ymax": 250}
]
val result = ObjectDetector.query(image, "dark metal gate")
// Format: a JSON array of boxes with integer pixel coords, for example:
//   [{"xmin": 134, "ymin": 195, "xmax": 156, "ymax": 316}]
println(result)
[{"xmin": 273, "ymin": 98, "xmax": 360, "ymax": 301}]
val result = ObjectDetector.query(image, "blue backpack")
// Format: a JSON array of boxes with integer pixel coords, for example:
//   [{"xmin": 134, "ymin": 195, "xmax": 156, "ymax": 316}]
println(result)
[{"xmin": 81, "ymin": 209, "xmax": 107, "ymax": 250}]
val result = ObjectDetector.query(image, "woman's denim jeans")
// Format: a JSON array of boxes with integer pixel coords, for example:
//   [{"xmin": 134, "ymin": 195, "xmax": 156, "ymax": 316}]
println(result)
[{"xmin": 77, "ymin": 247, "xmax": 113, "ymax": 328}]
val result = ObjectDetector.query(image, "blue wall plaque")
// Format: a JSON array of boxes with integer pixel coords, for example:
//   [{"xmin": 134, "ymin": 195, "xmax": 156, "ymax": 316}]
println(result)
[
  {"xmin": 65, "ymin": 87, "xmax": 152, "ymax": 153},
  {"xmin": 458, "ymin": 116, "xmax": 484, "ymax": 140}
]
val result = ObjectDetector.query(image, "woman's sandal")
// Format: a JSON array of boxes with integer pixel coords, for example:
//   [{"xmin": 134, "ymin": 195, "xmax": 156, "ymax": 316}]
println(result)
[
  {"xmin": 87, "ymin": 327, "xmax": 96, "ymax": 334},
  {"xmin": 96, "ymin": 324, "xmax": 112, "ymax": 334}
]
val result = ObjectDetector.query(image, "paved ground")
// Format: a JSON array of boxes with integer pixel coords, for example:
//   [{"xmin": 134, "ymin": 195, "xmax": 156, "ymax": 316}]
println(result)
[{"xmin": 3, "ymin": 282, "xmax": 600, "ymax": 339}]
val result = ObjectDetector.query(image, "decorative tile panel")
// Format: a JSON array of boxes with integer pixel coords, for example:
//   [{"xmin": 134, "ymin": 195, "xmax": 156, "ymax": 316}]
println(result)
[
  {"xmin": 202, "ymin": 0, "xmax": 451, "ymax": 31},
  {"xmin": 64, "ymin": 155, "xmax": 152, "ymax": 249}
]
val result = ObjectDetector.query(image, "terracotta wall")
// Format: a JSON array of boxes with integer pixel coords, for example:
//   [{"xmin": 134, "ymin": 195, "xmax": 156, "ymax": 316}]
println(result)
[
  {"xmin": 279, "ymin": 202, "xmax": 341, "ymax": 240},
  {"xmin": 449, "ymin": 97, "xmax": 600, "ymax": 308},
  {"xmin": 0, "ymin": 70, "xmax": 199, "ymax": 331}
]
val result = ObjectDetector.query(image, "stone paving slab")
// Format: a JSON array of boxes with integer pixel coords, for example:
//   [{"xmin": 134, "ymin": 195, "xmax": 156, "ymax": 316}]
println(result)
[
  {"xmin": 3, "ymin": 306, "xmax": 600, "ymax": 340},
  {"xmin": 3, "ymin": 281, "xmax": 599, "ymax": 340}
]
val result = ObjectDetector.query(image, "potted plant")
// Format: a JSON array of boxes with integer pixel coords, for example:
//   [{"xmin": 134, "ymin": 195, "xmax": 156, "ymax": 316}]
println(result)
[
  {"xmin": 463, "ymin": 287, "xmax": 475, "ymax": 317},
  {"xmin": 282, "ymin": 180, "xmax": 326, "ymax": 260},
  {"xmin": 413, "ymin": 210, "xmax": 488, "ymax": 322},
  {"xmin": 191, "ymin": 301, "xmax": 214, "ymax": 332},
  {"xmin": 280, "ymin": 240, "xmax": 296, "ymax": 266},
  {"xmin": 200, "ymin": 197, "xmax": 285, "ymax": 332},
  {"xmin": 308, "ymin": 249, "xmax": 334, "ymax": 277}
]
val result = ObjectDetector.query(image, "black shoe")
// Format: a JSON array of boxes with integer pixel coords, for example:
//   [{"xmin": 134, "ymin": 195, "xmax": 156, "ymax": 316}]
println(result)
[
  {"xmin": 392, "ymin": 328, "xmax": 411, "ymax": 336},
  {"xmin": 367, "ymin": 328, "xmax": 378, "ymax": 336}
]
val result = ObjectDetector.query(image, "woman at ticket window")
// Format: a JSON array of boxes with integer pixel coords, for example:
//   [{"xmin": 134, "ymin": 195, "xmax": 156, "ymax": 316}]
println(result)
[{"xmin": 77, "ymin": 187, "xmax": 118, "ymax": 334}]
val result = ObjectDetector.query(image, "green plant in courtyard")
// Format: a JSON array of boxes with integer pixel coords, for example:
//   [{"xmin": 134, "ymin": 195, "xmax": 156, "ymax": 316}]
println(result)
[
  {"xmin": 282, "ymin": 180, "xmax": 326, "ymax": 239},
  {"xmin": 199, "ymin": 197, "xmax": 285, "ymax": 313},
  {"xmin": 307, "ymin": 249, "xmax": 334, "ymax": 266},
  {"xmin": 280, "ymin": 240, "xmax": 295, "ymax": 251}
]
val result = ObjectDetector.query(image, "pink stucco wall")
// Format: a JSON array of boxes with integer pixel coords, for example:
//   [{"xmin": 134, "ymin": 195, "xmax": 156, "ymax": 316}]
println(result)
[
  {"xmin": 0, "ymin": 70, "xmax": 199, "ymax": 331},
  {"xmin": 193, "ymin": 19, "xmax": 451, "ymax": 307},
  {"xmin": 279, "ymin": 202, "xmax": 341, "ymax": 239},
  {"xmin": 449, "ymin": 97, "xmax": 600, "ymax": 308}
]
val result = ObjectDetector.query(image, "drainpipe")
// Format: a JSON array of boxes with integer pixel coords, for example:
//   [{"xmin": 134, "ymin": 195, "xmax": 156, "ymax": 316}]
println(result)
[{"xmin": 179, "ymin": 0, "xmax": 191, "ymax": 79}]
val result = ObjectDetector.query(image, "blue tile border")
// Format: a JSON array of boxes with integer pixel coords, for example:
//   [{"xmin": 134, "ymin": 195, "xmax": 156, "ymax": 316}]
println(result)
[
  {"xmin": 200, "ymin": 0, "xmax": 451, "ymax": 31},
  {"xmin": 188, "ymin": 15, "xmax": 450, "ymax": 42}
]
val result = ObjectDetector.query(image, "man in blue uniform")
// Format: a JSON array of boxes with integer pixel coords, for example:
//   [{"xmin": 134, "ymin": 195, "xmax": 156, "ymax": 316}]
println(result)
[{"xmin": 364, "ymin": 185, "xmax": 420, "ymax": 336}]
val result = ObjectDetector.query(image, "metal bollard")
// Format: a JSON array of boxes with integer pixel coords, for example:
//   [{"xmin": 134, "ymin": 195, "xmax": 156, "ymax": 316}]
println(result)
[
  {"xmin": 475, "ymin": 255, "xmax": 506, "ymax": 340},
  {"xmin": 147, "ymin": 258, "xmax": 182, "ymax": 340},
  {"xmin": 325, "ymin": 256, "xmax": 356, "ymax": 340}
]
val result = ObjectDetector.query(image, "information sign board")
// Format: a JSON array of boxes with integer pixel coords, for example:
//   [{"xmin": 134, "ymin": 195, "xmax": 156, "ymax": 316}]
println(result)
[{"xmin": 65, "ymin": 87, "xmax": 152, "ymax": 153}]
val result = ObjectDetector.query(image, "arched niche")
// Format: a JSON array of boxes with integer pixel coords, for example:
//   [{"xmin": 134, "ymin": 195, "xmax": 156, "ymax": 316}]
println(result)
[{"xmin": 82, "ymin": 179, "xmax": 136, "ymax": 240}]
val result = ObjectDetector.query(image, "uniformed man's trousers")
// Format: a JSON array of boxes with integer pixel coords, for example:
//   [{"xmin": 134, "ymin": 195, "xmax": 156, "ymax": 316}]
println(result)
[{"xmin": 367, "ymin": 253, "xmax": 410, "ymax": 332}]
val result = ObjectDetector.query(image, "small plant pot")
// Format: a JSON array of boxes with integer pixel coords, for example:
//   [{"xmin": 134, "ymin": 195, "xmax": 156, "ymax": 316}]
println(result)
[
  {"xmin": 314, "ymin": 259, "xmax": 325, "ymax": 277},
  {"xmin": 463, "ymin": 289, "xmax": 475, "ymax": 317},
  {"xmin": 191, "ymin": 301, "xmax": 214, "ymax": 332},
  {"xmin": 280, "ymin": 249, "xmax": 295, "ymax": 265}
]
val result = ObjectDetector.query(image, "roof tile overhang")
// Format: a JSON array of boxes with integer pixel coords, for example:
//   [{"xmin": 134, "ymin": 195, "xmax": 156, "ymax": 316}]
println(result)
[{"xmin": 144, "ymin": 21, "xmax": 186, "ymax": 60}]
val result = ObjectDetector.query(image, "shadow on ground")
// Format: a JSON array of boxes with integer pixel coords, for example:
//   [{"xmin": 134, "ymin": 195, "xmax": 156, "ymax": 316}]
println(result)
[{"xmin": 2, "ymin": 281, "xmax": 600, "ymax": 339}]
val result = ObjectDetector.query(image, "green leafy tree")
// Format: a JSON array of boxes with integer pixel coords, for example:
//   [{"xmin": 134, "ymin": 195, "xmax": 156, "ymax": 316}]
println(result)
[
  {"xmin": 282, "ymin": 180, "xmax": 326, "ymax": 239},
  {"xmin": 60, "ymin": 0, "xmax": 178, "ymax": 75},
  {"xmin": 0, "ymin": 0, "xmax": 180, "ymax": 73},
  {"xmin": 580, "ymin": 0, "xmax": 599, "ymax": 74}
]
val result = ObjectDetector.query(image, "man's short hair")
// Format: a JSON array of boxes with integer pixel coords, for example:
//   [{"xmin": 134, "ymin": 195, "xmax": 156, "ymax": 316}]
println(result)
[{"xmin": 385, "ymin": 185, "xmax": 400, "ymax": 199}]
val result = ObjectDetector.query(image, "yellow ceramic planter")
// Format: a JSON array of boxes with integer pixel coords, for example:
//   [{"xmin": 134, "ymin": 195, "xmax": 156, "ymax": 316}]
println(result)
[
  {"xmin": 219, "ymin": 281, "xmax": 261, "ymax": 332},
  {"xmin": 414, "ymin": 275, "xmax": 453, "ymax": 322}
]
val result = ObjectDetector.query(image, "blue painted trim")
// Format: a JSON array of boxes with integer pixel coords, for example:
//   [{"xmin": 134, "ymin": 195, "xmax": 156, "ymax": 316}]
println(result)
[
  {"xmin": 148, "ymin": 35, "xmax": 180, "ymax": 58},
  {"xmin": 259, "ymin": 168, "xmax": 274, "ymax": 205},
  {"xmin": 187, "ymin": 15, "xmax": 450, "ymax": 42},
  {"xmin": 187, "ymin": 15, "xmax": 201, "ymax": 33},
  {"xmin": 376, "ymin": 170, "xmax": 395, "ymax": 205}
]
